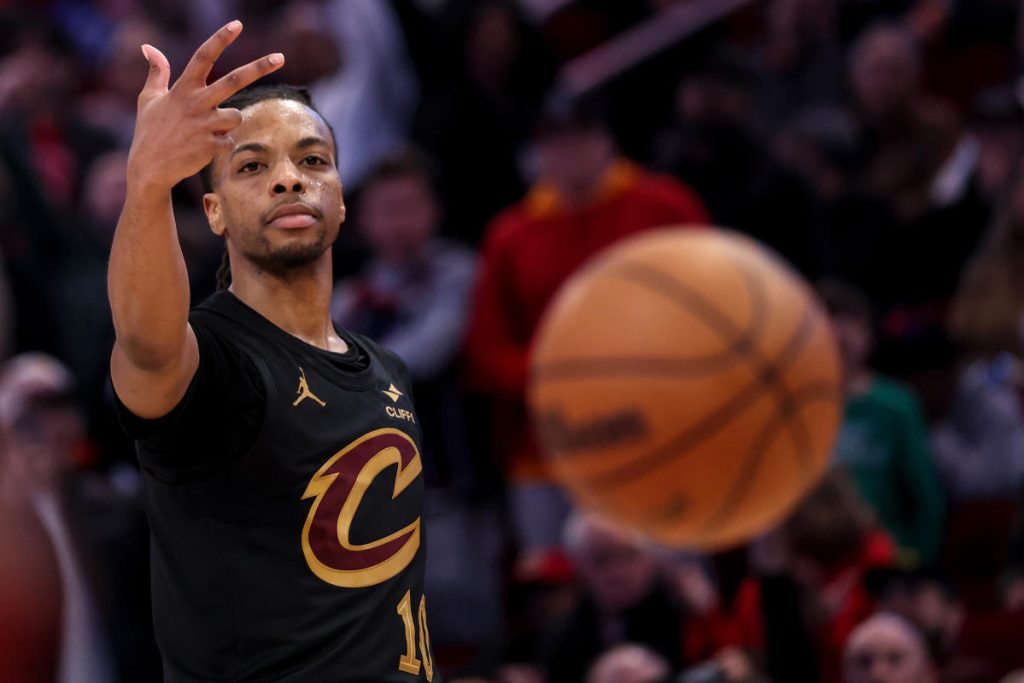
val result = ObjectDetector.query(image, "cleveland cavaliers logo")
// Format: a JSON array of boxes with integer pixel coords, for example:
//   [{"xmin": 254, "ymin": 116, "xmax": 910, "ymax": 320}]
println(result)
[{"xmin": 301, "ymin": 429, "xmax": 422, "ymax": 588}]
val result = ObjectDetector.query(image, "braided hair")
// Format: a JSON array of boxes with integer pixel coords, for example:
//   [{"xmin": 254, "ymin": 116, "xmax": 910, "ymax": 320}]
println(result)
[{"xmin": 215, "ymin": 250, "xmax": 232, "ymax": 291}]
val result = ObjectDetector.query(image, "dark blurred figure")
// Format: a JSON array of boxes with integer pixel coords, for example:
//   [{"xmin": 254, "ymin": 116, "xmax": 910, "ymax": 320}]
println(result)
[
  {"xmin": 930, "ymin": 354, "xmax": 1024, "ymax": 502},
  {"xmin": 821, "ymin": 280, "xmax": 944, "ymax": 566},
  {"xmin": 0, "ymin": 354, "xmax": 115, "ymax": 682},
  {"xmin": 0, "ymin": 385, "xmax": 62, "ymax": 682},
  {"xmin": 915, "ymin": 0, "xmax": 1019, "ymax": 110},
  {"xmin": 0, "ymin": 240, "xmax": 12, "ymax": 361},
  {"xmin": 543, "ymin": 513, "xmax": 686, "ymax": 683},
  {"xmin": 655, "ymin": 50, "xmax": 821, "ymax": 276},
  {"xmin": 733, "ymin": 472, "xmax": 898, "ymax": 683},
  {"xmin": 846, "ymin": 21, "xmax": 987, "ymax": 318},
  {"xmin": 0, "ymin": 12, "xmax": 108, "ymax": 209},
  {"xmin": 271, "ymin": 1, "xmax": 344, "ymax": 87},
  {"xmin": 0, "ymin": 11, "xmax": 115, "ymax": 355},
  {"xmin": 756, "ymin": 0, "xmax": 846, "ymax": 134},
  {"xmin": 54, "ymin": 151, "xmax": 125, "ymax": 413},
  {"xmin": 963, "ymin": 84, "xmax": 1024, "ymax": 207},
  {"xmin": 941, "ymin": 158, "xmax": 1024, "ymax": 501},
  {"xmin": 76, "ymin": 19, "xmax": 167, "ymax": 147},
  {"xmin": 848, "ymin": 22, "xmax": 957, "ymax": 222},
  {"xmin": 465, "ymin": 100, "xmax": 709, "ymax": 555},
  {"xmin": 535, "ymin": 0, "xmax": 655, "ymax": 60},
  {"xmin": 50, "ymin": 150, "xmax": 136, "ymax": 468},
  {"xmin": 774, "ymin": 103, "xmax": 900, "ymax": 316},
  {"xmin": 0, "ymin": 353, "xmax": 158, "ymax": 682},
  {"xmin": 414, "ymin": 0, "xmax": 555, "ymax": 245},
  {"xmin": 538, "ymin": 0, "xmax": 722, "ymax": 158},
  {"xmin": 789, "ymin": 20, "xmax": 987, "ymax": 335},
  {"xmin": 842, "ymin": 612, "xmax": 938, "ymax": 683}
]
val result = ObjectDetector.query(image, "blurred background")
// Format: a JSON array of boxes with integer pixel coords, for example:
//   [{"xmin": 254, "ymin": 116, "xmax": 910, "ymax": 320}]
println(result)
[{"xmin": 4, "ymin": 0, "xmax": 1024, "ymax": 681}]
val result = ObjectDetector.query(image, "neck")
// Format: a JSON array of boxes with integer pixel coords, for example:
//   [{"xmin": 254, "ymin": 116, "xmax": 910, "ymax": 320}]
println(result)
[
  {"xmin": 556, "ymin": 176, "xmax": 606, "ymax": 209},
  {"xmin": 229, "ymin": 251, "xmax": 347, "ymax": 353},
  {"xmin": 551, "ymin": 158, "xmax": 618, "ymax": 209}
]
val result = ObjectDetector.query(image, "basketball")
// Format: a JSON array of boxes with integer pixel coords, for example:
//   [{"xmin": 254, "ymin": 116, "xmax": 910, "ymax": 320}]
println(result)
[{"xmin": 528, "ymin": 228, "xmax": 844, "ymax": 549}]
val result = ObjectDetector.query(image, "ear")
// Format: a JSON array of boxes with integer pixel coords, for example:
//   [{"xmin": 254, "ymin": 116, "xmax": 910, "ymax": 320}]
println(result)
[
  {"xmin": 203, "ymin": 193, "xmax": 225, "ymax": 237},
  {"xmin": 338, "ymin": 184, "xmax": 347, "ymax": 225}
]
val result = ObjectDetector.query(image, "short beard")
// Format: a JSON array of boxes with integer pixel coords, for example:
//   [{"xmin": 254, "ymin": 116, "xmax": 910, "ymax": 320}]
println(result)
[{"xmin": 244, "ymin": 226, "xmax": 329, "ymax": 277}]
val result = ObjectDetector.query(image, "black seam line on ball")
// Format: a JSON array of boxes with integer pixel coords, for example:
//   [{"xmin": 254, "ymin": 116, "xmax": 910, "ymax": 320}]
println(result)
[
  {"xmin": 575, "ymin": 264, "xmax": 819, "ymax": 491},
  {"xmin": 532, "ymin": 265, "xmax": 769, "ymax": 383},
  {"xmin": 700, "ymin": 382, "xmax": 840, "ymax": 534}
]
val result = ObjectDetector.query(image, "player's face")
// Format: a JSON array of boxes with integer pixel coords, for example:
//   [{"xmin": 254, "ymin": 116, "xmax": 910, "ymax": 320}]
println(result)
[
  {"xmin": 203, "ymin": 99, "xmax": 345, "ymax": 275},
  {"xmin": 843, "ymin": 618, "xmax": 935, "ymax": 683}
]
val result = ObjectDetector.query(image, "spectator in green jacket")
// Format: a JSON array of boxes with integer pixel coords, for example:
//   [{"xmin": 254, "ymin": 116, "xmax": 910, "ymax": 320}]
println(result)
[{"xmin": 821, "ymin": 280, "xmax": 945, "ymax": 566}]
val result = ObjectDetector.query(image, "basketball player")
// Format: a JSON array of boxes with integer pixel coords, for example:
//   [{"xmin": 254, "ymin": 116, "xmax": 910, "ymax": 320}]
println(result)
[{"xmin": 108, "ymin": 22, "xmax": 436, "ymax": 682}]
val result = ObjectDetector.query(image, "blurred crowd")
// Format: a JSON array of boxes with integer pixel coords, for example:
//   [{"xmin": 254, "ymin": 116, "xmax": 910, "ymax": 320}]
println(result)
[{"xmin": 6, "ymin": 0, "xmax": 1024, "ymax": 681}]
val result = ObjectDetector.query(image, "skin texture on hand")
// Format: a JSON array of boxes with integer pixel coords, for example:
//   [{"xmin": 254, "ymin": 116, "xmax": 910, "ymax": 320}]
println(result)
[{"xmin": 127, "ymin": 21, "xmax": 285, "ymax": 195}]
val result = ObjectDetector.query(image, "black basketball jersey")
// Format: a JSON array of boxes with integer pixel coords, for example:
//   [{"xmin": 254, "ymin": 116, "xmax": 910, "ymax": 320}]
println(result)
[{"xmin": 123, "ymin": 291, "xmax": 438, "ymax": 682}]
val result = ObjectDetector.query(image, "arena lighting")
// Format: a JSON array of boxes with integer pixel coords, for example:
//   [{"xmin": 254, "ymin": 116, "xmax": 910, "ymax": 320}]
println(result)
[{"xmin": 558, "ymin": 0, "xmax": 756, "ymax": 97}]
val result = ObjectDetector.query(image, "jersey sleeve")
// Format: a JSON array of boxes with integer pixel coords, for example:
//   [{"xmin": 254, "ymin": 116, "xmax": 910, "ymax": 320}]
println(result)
[{"xmin": 113, "ymin": 318, "xmax": 267, "ymax": 483}]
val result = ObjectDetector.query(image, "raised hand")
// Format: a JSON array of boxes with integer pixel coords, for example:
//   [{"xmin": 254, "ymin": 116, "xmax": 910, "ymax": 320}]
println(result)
[{"xmin": 127, "ymin": 21, "xmax": 284, "ymax": 194}]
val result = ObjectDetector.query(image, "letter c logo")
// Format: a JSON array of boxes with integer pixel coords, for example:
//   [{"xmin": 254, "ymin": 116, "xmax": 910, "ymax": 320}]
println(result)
[{"xmin": 300, "ymin": 429, "xmax": 422, "ymax": 588}]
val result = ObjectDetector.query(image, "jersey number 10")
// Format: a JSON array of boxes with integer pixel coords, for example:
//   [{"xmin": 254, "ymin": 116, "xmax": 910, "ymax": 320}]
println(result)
[{"xmin": 397, "ymin": 590, "xmax": 433, "ymax": 681}]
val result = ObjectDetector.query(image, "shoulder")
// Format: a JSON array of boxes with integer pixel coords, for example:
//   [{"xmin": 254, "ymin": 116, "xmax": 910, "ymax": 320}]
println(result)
[
  {"xmin": 483, "ymin": 202, "xmax": 539, "ymax": 251},
  {"xmin": 433, "ymin": 239, "xmax": 478, "ymax": 279},
  {"xmin": 434, "ymin": 238, "xmax": 476, "ymax": 264},
  {"xmin": 620, "ymin": 166, "xmax": 710, "ymax": 221},
  {"xmin": 869, "ymin": 377, "xmax": 924, "ymax": 418},
  {"xmin": 188, "ymin": 292, "xmax": 251, "ymax": 344},
  {"xmin": 187, "ymin": 307, "xmax": 259, "ymax": 373}
]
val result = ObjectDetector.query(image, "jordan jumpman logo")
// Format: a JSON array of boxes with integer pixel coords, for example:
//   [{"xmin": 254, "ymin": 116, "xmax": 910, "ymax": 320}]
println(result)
[{"xmin": 293, "ymin": 367, "xmax": 326, "ymax": 407}]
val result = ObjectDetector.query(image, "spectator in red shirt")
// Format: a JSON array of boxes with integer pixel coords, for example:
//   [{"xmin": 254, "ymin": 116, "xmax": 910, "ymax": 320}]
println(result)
[
  {"xmin": 733, "ymin": 472, "xmax": 897, "ymax": 683},
  {"xmin": 464, "ymin": 97, "xmax": 709, "ymax": 553}
]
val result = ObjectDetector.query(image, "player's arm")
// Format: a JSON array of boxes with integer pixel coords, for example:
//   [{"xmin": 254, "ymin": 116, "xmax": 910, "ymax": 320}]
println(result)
[{"xmin": 109, "ymin": 22, "xmax": 283, "ymax": 419}]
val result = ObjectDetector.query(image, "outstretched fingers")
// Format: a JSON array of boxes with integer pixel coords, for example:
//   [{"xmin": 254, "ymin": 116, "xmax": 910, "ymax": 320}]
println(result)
[
  {"xmin": 204, "ymin": 52, "xmax": 285, "ymax": 106},
  {"xmin": 139, "ymin": 44, "xmax": 171, "ymax": 98},
  {"xmin": 178, "ymin": 20, "xmax": 244, "ymax": 88}
]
